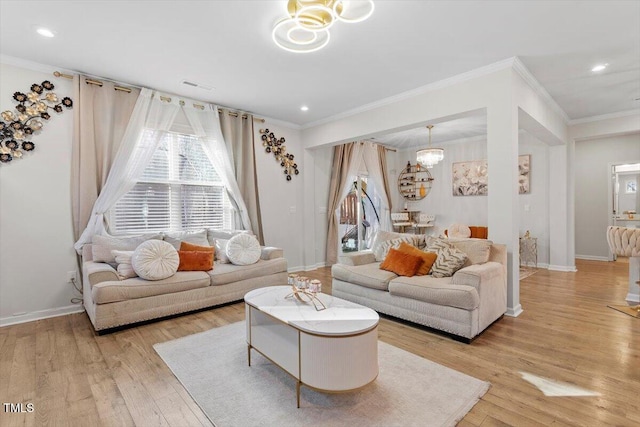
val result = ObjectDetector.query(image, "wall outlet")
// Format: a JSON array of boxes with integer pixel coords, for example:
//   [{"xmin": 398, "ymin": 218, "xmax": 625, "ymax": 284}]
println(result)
[{"xmin": 67, "ymin": 270, "xmax": 77, "ymax": 283}]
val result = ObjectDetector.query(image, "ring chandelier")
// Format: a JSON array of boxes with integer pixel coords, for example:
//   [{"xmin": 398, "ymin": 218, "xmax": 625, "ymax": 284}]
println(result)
[{"xmin": 272, "ymin": 0, "xmax": 375, "ymax": 53}]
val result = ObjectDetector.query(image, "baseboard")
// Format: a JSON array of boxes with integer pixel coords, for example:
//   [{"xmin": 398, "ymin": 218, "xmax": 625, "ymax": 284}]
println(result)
[
  {"xmin": 575, "ymin": 255, "xmax": 610, "ymax": 262},
  {"xmin": 289, "ymin": 262, "xmax": 327, "ymax": 273},
  {"xmin": 547, "ymin": 265, "xmax": 578, "ymax": 272},
  {"xmin": 626, "ymin": 293, "xmax": 640, "ymax": 304},
  {"xmin": 505, "ymin": 304, "xmax": 523, "ymax": 317},
  {"xmin": 0, "ymin": 304, "xmax": 84, "ymax": 328}
]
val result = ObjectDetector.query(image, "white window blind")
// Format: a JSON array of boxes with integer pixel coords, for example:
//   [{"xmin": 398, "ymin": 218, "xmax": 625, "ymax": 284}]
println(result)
[{"xmin": 109, "ymin": 130, "xmax": 233, "ymax": 234}]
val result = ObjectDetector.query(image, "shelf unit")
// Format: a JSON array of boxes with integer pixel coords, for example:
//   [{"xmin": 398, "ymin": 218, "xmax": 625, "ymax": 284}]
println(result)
[{"xmin": 397, "ymin": 163, "xmax": 433, "ymax": 201}]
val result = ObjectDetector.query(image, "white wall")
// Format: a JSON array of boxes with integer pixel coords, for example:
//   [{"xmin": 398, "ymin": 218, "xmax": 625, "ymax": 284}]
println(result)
[
  {"xmin": 574, "ymin": 133, "xmax": 640, "ymax": 259},
  {"xmin": 518, "ymin": 131, "xmax": 550, "ymax": 266},
  {"xmin": 0, "ymin": 62, "xmax": 81, "ymax": 325},
  {"xmin": 252, "ymin": 120, "xmax": 306, "ymax": 271}
]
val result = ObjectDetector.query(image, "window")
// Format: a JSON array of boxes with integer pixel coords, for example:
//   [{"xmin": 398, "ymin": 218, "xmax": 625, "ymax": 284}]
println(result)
[{"xmin": 108, "ymin": 129, "xmax": 233, "ymax": 234}]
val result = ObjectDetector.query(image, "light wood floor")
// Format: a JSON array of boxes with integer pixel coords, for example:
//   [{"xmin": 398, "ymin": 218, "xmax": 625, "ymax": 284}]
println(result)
[{"xmin": 1, "ymin": 259, "xmax": 638, "ymax": 427}]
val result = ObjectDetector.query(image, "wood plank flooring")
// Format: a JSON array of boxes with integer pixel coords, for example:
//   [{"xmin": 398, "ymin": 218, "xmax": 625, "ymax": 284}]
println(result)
[{"xmin": 0, "ymin": 259, "xmax": 638, "ymax": 426}]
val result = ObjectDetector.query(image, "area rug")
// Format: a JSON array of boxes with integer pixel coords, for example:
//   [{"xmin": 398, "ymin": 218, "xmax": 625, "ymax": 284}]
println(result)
[
  {"xmin": 607, "ymin": 304, "xmax": 640, "ymax": 318},
  {"xmin": 154, "ymin": 322, "xmax": 490, "ymax": 427}
]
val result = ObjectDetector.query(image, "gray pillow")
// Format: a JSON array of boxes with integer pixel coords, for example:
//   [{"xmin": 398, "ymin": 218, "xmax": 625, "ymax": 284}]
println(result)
[
  {"xmin": 448, "ymin": 238, "xmax": 492, "ymax": 267},
  {"xmin": 163, "ymin": 229, "xmax": 209, "ymax": 249},
  {"xmin": 92, "ymin": 233, "xmax": 161, "ymax": 264}
]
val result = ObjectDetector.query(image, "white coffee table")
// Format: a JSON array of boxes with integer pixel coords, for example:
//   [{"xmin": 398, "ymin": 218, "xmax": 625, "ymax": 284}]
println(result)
[{"xmin": 244, "ymin": 286, "xmax": 379, "ymax": 407}]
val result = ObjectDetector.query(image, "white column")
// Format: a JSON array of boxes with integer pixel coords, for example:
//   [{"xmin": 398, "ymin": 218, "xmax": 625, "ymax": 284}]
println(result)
[
  {"xmin": 548, "ymin": 144, "xmax": 575, "ymax": 271},
  {"xmin": 488, "ymin": 101, "xmax": 522, "ymax": 317},
  {"xmin": 302, "ymin": 149, "xmax": 317, "ymax": 270}
]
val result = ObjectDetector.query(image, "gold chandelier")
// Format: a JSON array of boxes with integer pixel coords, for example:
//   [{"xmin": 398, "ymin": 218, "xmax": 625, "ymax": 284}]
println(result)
[
  {"xmin": 416, "ymin": 125, "xmax": 444, "ymax": 168},
  {"xmin": 272, "ymin": 1, "xmax": 375, "ymax": 53}
]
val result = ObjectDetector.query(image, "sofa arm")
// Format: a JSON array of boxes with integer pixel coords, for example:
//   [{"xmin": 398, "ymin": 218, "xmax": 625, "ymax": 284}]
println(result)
[
  {"xmin": 338, "ymin": 251, "xmax": 376, "ymax": 266},
  {"xmin": 261, "ymin": 246, "xmax": 283, "ymax": 260},
  {"xmin": 84, "ymin": 261, "xmax": 119, "ymax": 287},
  {"xmin": 453, "ymin": 261, "xmax": 507, "ymax": 332}
]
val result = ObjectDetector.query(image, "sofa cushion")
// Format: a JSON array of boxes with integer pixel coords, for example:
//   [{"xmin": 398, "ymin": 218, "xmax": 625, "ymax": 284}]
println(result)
[
  {"xmin": 389, "ymin": 277, "xmax": 480, "ymax": 310},
  {"xmin": 178, "ymin": 251, "xmax": 214, "ymax": 271},
  {"xmin": 426, "ymin": 239, "xmax": 468, "ymax": 278},
  {"xmin": 380, "ymin": 247, "xmax": 423, "ymax": 277},
  {"xmin": 163, "ymin": 229, "xmax": 209, "ymax": 250},
  {"xmin": 91, "ymin": 271, "xmax": 210, "ymax": 304},
  {"xmin": 397, "ymin": 242, "xmax": 437, "ymax": 275},
  {"xmin": 331, "ymin": 262, "xmax": 397, "ymax": 291},
  {"xmin": 208, "ymin": 258, "xmax": 287, "ymax": 286},
  {"xmin": 111, "ymin": 250, "xmax": 137, "ymax": 279},
  {"xmin": 92, "ymin": 233, "xmax": 161, "ymax": 264},
  {"xmin": 373, "ymin": 236, "xmax": 417, "ymax": 262},
  {"xmin": 131, "ymin": 240, "xmax": 180, "ymax": 281},
  {"xmin": 448, "ymin": 238, "xmax": 493, "ymax": 267},
  {"xmin": 226, "ymin": 234, "xmax": 261, "ymax": 265}
]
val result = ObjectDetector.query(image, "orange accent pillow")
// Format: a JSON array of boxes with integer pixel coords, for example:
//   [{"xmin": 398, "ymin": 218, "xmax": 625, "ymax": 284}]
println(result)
[
  {"xmin": 469, "ymin": 226, "xmax": 488, "ymax": 239},
  {"xmin": 177, "ymin": 251, "xmax": 214, "ymax": 271},
  {"xmin": 180, "ymin": 241, "xmax": 215, "ymax": 254},
  {"xmin": 397, "ymin": 242, "xmax": 437, "ymax": 276},
  {"xmin": 379, "ymin": 247, "xmax": 423, "ymax": 277}
]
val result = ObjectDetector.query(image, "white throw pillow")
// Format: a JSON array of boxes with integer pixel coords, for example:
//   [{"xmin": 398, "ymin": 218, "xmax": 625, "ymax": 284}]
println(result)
[
  {"xmin": 448, "ymin": 223, "xmax": 471, "ymax": 239},
  {"xmin": 131, "ymin": 240, "xmax": 179, "ymax": 281},
  {"xmin": 111, "ymin": 250, "xmax": 137, "ymax": 279},
  {"xmin": 92, "ymin": 233, "xmax": 161, "ymax": 264},
  {"xmin": 226, "ymin": 234, "xmax": 261, "ymax": 265},
  {"xmin": 214, "ymin": 239, "xmax": 230, "ymax": 263},
  {"xmin": 207, "ymin": 229, "xmax": 252, "ymax": 247}
]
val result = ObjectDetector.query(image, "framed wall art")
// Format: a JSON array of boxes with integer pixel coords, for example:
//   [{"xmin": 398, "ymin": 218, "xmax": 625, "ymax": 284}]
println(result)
[{"xmin": 452, "ymin": 155, "xmax": 531, "ymax": 196}]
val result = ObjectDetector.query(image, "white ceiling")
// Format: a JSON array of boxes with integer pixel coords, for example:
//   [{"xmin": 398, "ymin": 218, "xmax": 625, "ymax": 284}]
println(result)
[{"xmin": 1, "ymin": 0, "xmax": 639, "ymax": 132}]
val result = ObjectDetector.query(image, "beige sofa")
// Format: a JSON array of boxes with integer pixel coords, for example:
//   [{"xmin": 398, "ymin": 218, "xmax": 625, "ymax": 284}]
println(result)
[
  {"xmin": 331, "ymin": 236, "xmax": 507, "ymax": 341},
  {"xmin": 82, "ymin": 240, "xmax": 287, "ymax": 332}
]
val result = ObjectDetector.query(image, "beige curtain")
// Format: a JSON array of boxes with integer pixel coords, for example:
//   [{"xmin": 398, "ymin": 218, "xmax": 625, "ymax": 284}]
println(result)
[
  {"xmin": 71, "ymin": 76, "xmax": 140, "ymax": 240},
  {"xmin": 378, "ymin": 144, "xmax": 393, "ymax": 212},
  {"xmin": 326, "ymin": 142, "xmax": 359, "ymax": 264},
  {"xmin": 218, "ymin": 110, "xmax": 264, "ymax": 244}
]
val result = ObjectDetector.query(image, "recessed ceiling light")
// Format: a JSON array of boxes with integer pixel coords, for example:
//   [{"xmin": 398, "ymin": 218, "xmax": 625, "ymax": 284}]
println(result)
[
  {"xmin": 36, "ymin": 27, "xmax": 55, "ymax": 38},
  {"xmin": 591, "ymin": 63, "xmax": 608, "ymax": 72},
  {"xmin": 300, "ymin": 105, "xmax": 309, "ymax": 112}
]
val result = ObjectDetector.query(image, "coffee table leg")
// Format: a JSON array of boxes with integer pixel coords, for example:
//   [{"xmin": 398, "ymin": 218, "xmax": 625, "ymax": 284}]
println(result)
[
  {"xmin": 296, "ymin": 381, "xmax": 301, "ymax": 408},
  {"xmin": 247, "ymin": 344, "xmax": 251, "ymax": 366}
]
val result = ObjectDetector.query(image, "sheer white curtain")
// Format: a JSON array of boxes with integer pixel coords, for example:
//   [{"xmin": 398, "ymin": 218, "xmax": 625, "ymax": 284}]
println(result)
[
  {"xmin": 183, "ymin": 105, "xmax": 252, "ymax": 231},
  {"xmin": 361, "ymin": 142, "xmax": 392, "ymax": 232},
  {"xmin": 74, "ymin": 89, "xmax": 180, "ymax": 251}
]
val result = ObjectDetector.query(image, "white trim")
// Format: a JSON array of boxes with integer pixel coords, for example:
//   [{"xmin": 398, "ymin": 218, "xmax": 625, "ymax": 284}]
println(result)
[
  {"xmin": 505, "ymin": 304, "xmax": 523, "ymax": 317},
  {"xmin": 0, "ymin": 305, "xmax": 84, "ymax": 328},
  {"xmin": 575, "ymin": 254, "xmax": 610, "ymax": 262},
  {"xmin": 301, "ymin": 57, "xmax": 517, "ymax": 129},
  {"xmin": 0, "ymin": 54, "xmax": 74, "ymax": 76},
  {"xmin": 547, "ymin": 264, "xmax": 578, "ymax": 272},
  {"xmin": 512, "ymin": 57, "xmax": 570, "ymax": 124},
  {"xmin": 625, "ymin": 293, "xmax": 640, "ymax": 304},
  {"xmin": 568, "ymin": 109, "xmax": 640, "ymax": 126},
  {"xmin": 261, "ymin": 116, "xmax": 302, "ymax": 131}
]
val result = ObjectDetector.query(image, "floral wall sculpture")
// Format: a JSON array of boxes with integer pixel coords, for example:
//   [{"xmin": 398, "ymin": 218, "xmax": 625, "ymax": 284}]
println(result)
[
  {"xmin": 0, "ymin": 80, "xmax": 73, "ymax": 164},
  {"xmin": 259, "ymin": 128, "xmax": 299, "ymax": 181}
]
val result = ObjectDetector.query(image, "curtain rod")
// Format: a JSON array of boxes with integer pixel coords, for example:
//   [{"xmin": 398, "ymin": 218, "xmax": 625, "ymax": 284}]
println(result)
[
  {"xmin": 360, "ymin": 140, "xmax": 397, "ymax": 152},
  {"xmin": 53, "ymin": 71, "xmax": 265, "ymax": 123}
]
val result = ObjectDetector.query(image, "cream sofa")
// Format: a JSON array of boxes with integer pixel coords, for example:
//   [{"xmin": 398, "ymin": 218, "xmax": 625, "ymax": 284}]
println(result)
[
  {"xmin": 82, "ymin": 236, "xmax": 287, "ymax": 333},
  {"xmin": 331, "ymin": 236, "xmax": 507, "ymax": 341}
]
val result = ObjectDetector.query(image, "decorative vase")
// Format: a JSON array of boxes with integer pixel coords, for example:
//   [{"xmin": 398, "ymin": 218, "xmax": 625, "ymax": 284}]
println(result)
[{"xmin": 419, "ymin": 183, "xmax": 426, "ymax": 198}]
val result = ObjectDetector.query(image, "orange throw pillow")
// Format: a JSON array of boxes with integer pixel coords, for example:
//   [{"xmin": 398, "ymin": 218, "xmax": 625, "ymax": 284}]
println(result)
[
  {"xmin": 178, "ymin": 251, "xmax": 214, "ymax": 271},
  {"xmin": 379, "ymin": 247, "xmax": 423, "ymax": 277},
  {"xmin": 180, "ymin": 241, "xmax": 215, "ymax": 254},
  {"xmin": 397, "ymin": 242, "xmax": 437, "ymax": 276}
]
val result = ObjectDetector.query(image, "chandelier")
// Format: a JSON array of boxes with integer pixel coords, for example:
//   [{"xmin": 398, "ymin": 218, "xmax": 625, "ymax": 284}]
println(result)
[
  {"xmin": 272, "ymin": 1, "xmax": 375, "ymax": 53},
  {"xmin": 416, "ymin": 125, "xmax": 444, "ymax": 168}
]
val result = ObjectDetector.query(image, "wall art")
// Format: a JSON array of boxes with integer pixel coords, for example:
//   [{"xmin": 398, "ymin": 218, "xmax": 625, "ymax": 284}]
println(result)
[
  {"xmin": 260, "ymin": 128, "xmax": 299, "ymax": 181},
  {"xmin": 452, "ymin": 155, "xmax": 531, "ymax": 196},
  {"xmin": 0, "ymin": 80, "xmax": 73, "ymax": 164}
]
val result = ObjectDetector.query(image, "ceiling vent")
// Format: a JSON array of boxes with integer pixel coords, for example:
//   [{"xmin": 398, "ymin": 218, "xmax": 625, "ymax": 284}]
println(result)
[{"xmin": 181, "ymin": 80, "xmax": 214, "ymax": 91}]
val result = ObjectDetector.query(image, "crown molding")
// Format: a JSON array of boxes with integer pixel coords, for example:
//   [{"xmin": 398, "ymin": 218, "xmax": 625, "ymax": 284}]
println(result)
[
  {"xmin": 568, "ymin": 109, "xmax": 640, "ymax": 126},
  {"xmin": 0, "ymin": 54, "xmax": 73, "ymax": 77},
  {"xmin": 511, "ymin": 57, "xmax": 570, "ymax": 124},
  {"xmin": 301, "ymin": 57, "xmax": 517, "ymax": 130},
  {"xmin": 260, "ymin": 115, "xmax": 302, "ymax": 131}
]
